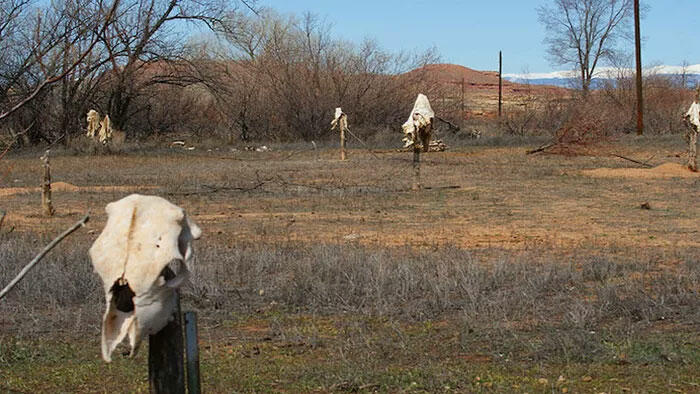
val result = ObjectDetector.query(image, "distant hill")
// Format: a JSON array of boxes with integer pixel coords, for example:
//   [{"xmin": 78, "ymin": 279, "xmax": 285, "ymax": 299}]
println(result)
[{"xmin": 406, "ymin": 64, "xmax": 569, "ymax": 117}]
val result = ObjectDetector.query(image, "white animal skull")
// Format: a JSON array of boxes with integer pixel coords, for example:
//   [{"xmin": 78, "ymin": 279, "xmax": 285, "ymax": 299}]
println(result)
[
  {"xmin": 331, "ymin": 107, "xmax": 348, "ymax": 132},
  {"xmin": 402, "ymin": 94, "xmax": 434, "ymax": 149},
  {"xmin": 89, "ymin": 194, "xmax": 201, "ymax": 362},
  {"xmin": 98, "ymin": 115, "xmax": 113, "ymax": 145},
  {"xmin": 86, "ymin": 110, "xmax": 100, "ymax": 138},
  {"xmin": 685, "ymin": 101, "xmax": 700, "ymax": 130}
]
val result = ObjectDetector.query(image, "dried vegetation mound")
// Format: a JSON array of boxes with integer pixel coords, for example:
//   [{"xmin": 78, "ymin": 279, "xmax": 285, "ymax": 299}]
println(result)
[{"xmin": 582, "ymin": 162, "xmax": 700, "ymax": 179}]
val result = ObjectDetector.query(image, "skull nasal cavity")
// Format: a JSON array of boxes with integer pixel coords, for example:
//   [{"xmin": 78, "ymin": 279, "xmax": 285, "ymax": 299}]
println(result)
[{"xmin": 110, "ymin": 280, "xmax": 135, "ymax": 313}]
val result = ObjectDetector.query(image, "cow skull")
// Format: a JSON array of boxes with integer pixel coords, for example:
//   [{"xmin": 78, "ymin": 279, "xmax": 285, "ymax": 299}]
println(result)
[{"xmin": 89, "ymin": 194, "xmax": 201, "ymax": 362}]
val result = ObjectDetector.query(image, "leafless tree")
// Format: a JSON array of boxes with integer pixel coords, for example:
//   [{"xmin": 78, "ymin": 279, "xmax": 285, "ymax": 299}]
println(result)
[
  {"xmin": 96, "ymin": 0, "xmax": 252, "ymax": 133},
  {"xmin": 0, "ymin": 0, "xmax": 120, "ymax": 127},
  {"xmin": 538, "ymin": 0, "xmax": 635, "ymax": 93},
  {"xmin": 211, "ymin": 9, "xmax": 439, "ymax": 142}
]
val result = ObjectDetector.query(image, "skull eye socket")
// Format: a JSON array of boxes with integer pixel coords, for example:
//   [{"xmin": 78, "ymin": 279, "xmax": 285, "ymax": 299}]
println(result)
[{"xmin": 110, "ymin": 280, "xmax": 135, "ymax": 313}]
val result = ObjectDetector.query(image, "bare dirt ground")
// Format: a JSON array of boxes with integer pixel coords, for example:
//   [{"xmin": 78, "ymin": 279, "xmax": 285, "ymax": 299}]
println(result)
[{"xmin": 2, "ymin": 140, "xmax": 697, "ymax": 252}]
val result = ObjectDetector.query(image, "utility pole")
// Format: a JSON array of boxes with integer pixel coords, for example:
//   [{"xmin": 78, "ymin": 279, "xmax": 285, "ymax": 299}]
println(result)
[
  {"xmin": 460, "ymin": 77, "xmax": 465, "ymax": 116},
  {"xmin": 634, "ymin": 0, "xmax": 644, "ymax": 135},
  {"xmin": 498, "ymin": 51, "xmax": 503, "ymax": 118}
]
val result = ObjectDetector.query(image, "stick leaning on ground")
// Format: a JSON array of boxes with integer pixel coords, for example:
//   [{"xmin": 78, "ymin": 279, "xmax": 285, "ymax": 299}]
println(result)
[{"xmin": 0, "ymin": 214, "xmax": 89, "ymax": 300}]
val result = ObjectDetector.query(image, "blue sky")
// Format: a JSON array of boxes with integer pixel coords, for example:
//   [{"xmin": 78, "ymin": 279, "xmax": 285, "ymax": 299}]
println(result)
[{"xmin": 262, "ymin": 0, "xmax": 700, "ymax": 74}]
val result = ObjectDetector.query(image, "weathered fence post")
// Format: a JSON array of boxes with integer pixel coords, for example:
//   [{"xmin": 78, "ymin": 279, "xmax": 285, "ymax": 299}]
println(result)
[
  {"xmin": 148, "ymin": 293, "xmax": 185, "ymax": 394},
  {"xmin": 40, "ymin": 150, "xmax": 55, "ymax": 216},
  {"xmin": 311, "ymin": 141, "xmax": 320, "ymax": 161},
  {"xmin": 340, "ymin": 123, "xmax": 346, "ymax": 161},
  {"xmin": 689, "ymin": 128, "xmax": 698, "ymax": 172},
  {"xmin": 412, "ymin": 145, "xmax": 421, "ymax": 191},
  {"xmin": 184, "ymin": 312, "xmax": 201, "ymax": 394}
]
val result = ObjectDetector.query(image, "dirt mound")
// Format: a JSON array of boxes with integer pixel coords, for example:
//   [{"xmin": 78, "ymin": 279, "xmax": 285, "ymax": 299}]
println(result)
[
  {"xmin": 582, "ymin": 162, "xmax": 700, "ymax": 179},
  {"xmin": 52, "ymin": 181, "xmax": 80, "ymax": 191}
]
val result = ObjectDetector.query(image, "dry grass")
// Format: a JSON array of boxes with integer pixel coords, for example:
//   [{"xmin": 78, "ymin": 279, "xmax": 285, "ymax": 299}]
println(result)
[{"xmin": 1, "ymin": 134, "xmax": 698, "ymax": 392}]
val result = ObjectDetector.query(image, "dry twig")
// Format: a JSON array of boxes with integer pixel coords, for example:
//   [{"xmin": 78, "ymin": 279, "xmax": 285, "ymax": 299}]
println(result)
[
  {"xmin": 0, "ymin": 214, "xmax": 89, "ymax": 300},
  {"xmin": 526, "ymin": 142, "xmax": 555, "ymax": 155},
  {"xmin": 611, "ymin": 154, "xmax": 653, "ymax": 168}
]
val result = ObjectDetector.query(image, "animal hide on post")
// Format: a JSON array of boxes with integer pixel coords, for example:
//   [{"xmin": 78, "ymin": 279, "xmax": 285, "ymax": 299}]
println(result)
[
  {"xmin": 402, "ymin": 94, "xmax": 435, "ymax": 152},
  {"xmin": 331, "ymin": 107, "xmax": 349, "ymax": 160},
  {"xmin": 330, "ymin": 108, "xmax": 348, "ymax": 131},
  {"xmin": 86, "ymin": 110, "xmax": 100, "ymax": 139},
  {"xmin": 98, "ymin": 115, "xmax": 113, "ymax": 144},
  {"xmin": 89, "ymin": 194, "xmax": 202, "ymax": 362},
  {"xmin": 684, "ymin": 101, "xmax": 699, "ymax": 171}
]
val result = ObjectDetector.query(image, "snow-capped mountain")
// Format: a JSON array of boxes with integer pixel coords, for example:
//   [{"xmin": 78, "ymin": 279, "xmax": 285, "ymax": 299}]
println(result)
[{"xmin": 503, "ymin": 64, "xmax": 700, "ymax": 88}]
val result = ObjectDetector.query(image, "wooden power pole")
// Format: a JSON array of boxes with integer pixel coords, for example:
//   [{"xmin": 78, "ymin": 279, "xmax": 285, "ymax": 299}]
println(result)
[
  {"xmin": 634, "ymin": 0, "xmax": 644, "ymax": 135},
  {"xmin": 498, "ymin": 51, "xmax": 503, "ymax": 118},
  {"xmin": 460, "ymin": 77, "xmax": 465, "ymax": 116}
]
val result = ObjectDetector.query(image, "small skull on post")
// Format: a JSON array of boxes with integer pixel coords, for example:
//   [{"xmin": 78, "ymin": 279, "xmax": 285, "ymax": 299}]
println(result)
[
  {"xmin": 331, "ymin": 107, "xmax": 349, "ymax": 160},
  {"xmin": 402, "ymin": 94, "xmax": 435, "ymax": 190},
  {"xmin": 86, "ymin": 110, "xmax": 100, "ymax": 139},
  {"xmin": 401, "ymin": 94, "xmax": 434, "ymax": 153}
]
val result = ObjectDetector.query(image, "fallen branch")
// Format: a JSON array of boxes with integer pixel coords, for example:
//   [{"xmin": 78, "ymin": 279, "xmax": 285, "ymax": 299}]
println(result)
[
  {"xmin": 526, "ymin": 142, "xmax": 555, "ymax": 155},
  {"xmin": 611, "ymin": 154, "xmax": 653, "ymax": 168},
  {"xmin": 0, "ymin": 214, "xmax": 89, "ymax": 301},
  {"xmin": 423, "ymin": 185, "xmax": 461, "ymax": 190},
  {"xmin": 0, "ymin": 210, "xmax": 5, "ymax": 231},
  {"xmin": 435, "ymin": 116, "xmax": 460, "ymax": 131},
  {"xmin": 0, "ymin": 142, "xmax": 14, "ymax": 162}
]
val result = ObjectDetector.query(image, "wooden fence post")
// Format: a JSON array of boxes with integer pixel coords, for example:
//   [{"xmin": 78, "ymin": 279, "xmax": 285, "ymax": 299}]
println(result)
[
  {"xmin": 340, "ymin": 121, "xmax": 346, "ymax": 161},
  {"xmin": 40, "ymin": 150, "xmax": 55, "ymax": 216},
  {"xmin": 148, "ymin": 293, "xmax": 185, "ymax": 394},
  {"xmin": 412, "ymin": 146, "xmax": 421, "ymax": 191},
  {"xmin": 184, "ymin": 312, "xmax": 201, "ymax": 394},
  {"xmin": 689, "ymin": 129, "xmax": 698, "ymax": 172}
]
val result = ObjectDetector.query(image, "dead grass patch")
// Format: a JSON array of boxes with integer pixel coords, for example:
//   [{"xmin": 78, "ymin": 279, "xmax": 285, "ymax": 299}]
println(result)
[{"xmin": 0, "ymin": 138, "xmax": 698, "ymax": 391}]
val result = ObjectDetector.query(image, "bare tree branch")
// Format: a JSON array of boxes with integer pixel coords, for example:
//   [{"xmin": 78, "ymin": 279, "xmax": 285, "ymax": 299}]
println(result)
[
  {"xmin": 538, "ymin": 0, "xmax": 635, "ymax": 92},
  {"xmin": 0, "ymin": 214, "xmax": 90, "ymax": 301},
  {"xmin": 0, "ymin": 0, "xmax": 121, "ymax": 122}
]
